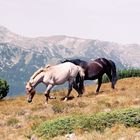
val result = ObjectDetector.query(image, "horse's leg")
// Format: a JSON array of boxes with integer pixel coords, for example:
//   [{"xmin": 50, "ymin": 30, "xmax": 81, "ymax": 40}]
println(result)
[
  {"xmin": 111, "ymin": 74, "xmax": 115, "ymax": 89},
  {"xmin": 78, "ymin": 77, "xmax": 84, "ymax": 96},
  {"xmin": 44, "ymin": 84, "xmax": 53, "ymax": 103},
  {"xmin": 73, "ymin": 83, "xmax": 79, "ymax": 94},
  {"xmin": 96, "ymin": 76, "xmax": 102, "ymax": 94},
  {"xmin": 72, "ymin": 76, "xmax": 84, "ymax": 97},
  {"xmin": 73, "ymin": 82, "xmax": 82, "ymax": 97},
  {"xmin": 64, "ymin": 82, "xmax": 73, "ymax": 101},
  {"xmin": 106, "ymin": 72, "xmax": 115, "ymax": 89}
]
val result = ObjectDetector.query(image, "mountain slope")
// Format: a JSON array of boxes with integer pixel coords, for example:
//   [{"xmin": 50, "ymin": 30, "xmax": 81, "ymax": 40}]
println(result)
[
  {"xmin": 0, "ymin": 26, "xmax": 140, "ymax": 95},
  {"xmin": 0, "ymin": 77, "xmax": 140, "ymax": 140}
]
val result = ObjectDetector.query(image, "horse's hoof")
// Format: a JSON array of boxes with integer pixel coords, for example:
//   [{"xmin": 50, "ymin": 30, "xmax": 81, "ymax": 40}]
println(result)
[
  {"xmin": 45, "ymin": 102, "xmax": 48, "ymax": 105},
  {"xmin": 49, "ymin": 96, "xmax": 56, "ymax": 99},
  {"xmin": 64, "ymin": 97, "xmax": 68, "ymax": 101},
  {"xmin": 27, "ymin": 99, "xmax": 32, "ymax": 103},
  {"xmin": 95, "ymin": 92, "xmax": 99, "ymax": 95},
  {"xmin": 77, "ymin": 94, "xmax": 82, "ymax": 97}
]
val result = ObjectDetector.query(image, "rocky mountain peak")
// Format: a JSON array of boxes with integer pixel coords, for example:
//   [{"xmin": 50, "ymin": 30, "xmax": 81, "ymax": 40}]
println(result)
[{"xmin": 0, "ymin": 26, "xmax": 140, "ymax": 95}]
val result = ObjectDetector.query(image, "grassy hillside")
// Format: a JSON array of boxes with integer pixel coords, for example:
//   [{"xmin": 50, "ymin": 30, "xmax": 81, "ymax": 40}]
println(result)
[{"xmin": 0, "ymin": 77, "xmax": 140, "ymax": 140}]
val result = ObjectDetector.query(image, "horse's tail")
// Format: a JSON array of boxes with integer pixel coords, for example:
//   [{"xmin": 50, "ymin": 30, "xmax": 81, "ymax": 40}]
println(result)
[
  {"xmin": 77, "ymin": 66, "xmax": 85, "ymax": 78},
  {"xmin": 77, "ymin": 66, "xmax": 85, "ymax": 92},
  {"xmin": 109, "ymin": 60, "xmax": 117, "ymax": 88}
]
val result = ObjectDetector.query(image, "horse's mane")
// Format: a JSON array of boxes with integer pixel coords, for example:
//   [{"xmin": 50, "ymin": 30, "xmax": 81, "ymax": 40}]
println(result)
[
  {"xmin": 61, "ymin": 59, "xmax": 88, "ymax": 70},
  {"xmin": 30, "ymin": 67, "xmax": 44, "ymax": 81},
  {"xmin": 45, "ymin": 64, "xmax": 51, "ymax": 69},
  {"xmin": 61, "ymin": 59, "xmax": 84, "ymax": 64},
  {"xmin": 30, "ymin": 65, "xmax": 51, "ymax": 82}
]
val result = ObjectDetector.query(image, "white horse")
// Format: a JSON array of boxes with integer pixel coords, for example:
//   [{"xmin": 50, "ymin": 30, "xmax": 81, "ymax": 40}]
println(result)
[{"xmin": 26, "ymin": 62, "xmax": 85, "ymax": 103}]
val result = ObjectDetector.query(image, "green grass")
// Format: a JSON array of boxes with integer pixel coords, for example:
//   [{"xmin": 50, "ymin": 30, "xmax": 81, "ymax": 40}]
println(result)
[
  {"xmin": 35, "ymin": 108, "xmax": 140, "ymax": 139},
  {"xmin": 7, "ymin": 118, "xmax": 20, "ymax": 126}
]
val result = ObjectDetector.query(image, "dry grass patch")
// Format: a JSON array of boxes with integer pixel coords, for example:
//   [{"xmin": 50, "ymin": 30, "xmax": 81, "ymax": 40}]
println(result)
[
  {"xmin": 0, "ymin": 77, "xmax": 140, "ymax": 140},
  {"xmin": 35, "ymin": 108, "xmax": 140, "ymax": 139}
]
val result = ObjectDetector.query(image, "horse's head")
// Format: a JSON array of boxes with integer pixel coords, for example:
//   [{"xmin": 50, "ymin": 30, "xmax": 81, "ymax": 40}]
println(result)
[{"xmin": 25, "ymin": 81, "xmax": 36, "ymax": 103}]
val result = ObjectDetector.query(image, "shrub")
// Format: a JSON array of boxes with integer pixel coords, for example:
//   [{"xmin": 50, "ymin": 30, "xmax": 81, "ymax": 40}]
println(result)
[
  {"xmin": 35, "ymin": 108, "xmax": 140, "ymax": 139},
  {"xmin": 52, "ymin": 101, "xmax": 66, "ymax": 114},
  {"xmin": 0, "ymin": 79, "xmax": 9, "ymax": 99},
  {"xmin": 7, "ymin": 118, "xmax": 20, "ymax": 126},
  {"xmin": 102, "ymin": 69, "xmax": 140, "ymax": 83}
]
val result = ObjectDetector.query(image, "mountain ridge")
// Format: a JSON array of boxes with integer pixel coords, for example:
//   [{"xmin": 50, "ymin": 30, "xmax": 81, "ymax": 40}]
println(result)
[{"xmin": 0, "ymin": 25, "xmax": 140, "ymax": 96}]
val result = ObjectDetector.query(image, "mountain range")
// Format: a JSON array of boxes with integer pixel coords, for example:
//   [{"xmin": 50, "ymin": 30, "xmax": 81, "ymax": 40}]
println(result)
[{"xmin": 0, "ymin": 26, "xmax": 140, "ymax": 96}]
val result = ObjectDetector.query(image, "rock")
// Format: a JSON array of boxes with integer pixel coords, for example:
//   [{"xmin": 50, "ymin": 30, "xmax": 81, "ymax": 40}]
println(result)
[
  {"xmin": 65, "ymin": 133, "xmax": 76, "ymax": 139},
  {"xmin": 30, "ymin": 134, "xmax": 38, "ymax": 140}
]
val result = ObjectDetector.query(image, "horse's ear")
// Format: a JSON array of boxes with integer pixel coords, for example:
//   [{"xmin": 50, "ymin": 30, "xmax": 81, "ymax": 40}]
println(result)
[
  {"xmin": 45, "ymin": 64, "xmax": 51, "ymax": 68},
  {"xmin": 64, "ymin": 59, "xmax": 69, "ymax": 62},
  {"xmin": 60, "ymin": 59, "xmax": 67, "ymax": 63}
]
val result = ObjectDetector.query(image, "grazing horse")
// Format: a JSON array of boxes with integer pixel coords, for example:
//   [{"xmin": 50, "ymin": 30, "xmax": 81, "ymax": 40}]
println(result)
[
  {"xmin": 25, "ymin": 62, "xmax": 85, "ymax": 103},
  {"xmin": 62, "ymin": 58, "xmax": 117, "ymax": 94}
]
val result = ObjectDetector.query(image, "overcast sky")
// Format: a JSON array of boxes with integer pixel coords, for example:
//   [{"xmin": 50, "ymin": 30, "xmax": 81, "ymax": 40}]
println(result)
[{"xmin": 0, "ymin": 0, "xmax": 140, "ymax": 44}]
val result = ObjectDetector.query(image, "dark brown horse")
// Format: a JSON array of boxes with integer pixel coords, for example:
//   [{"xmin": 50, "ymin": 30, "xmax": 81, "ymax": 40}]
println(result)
[{"xmin": 62, "ymin": 58, "xmax": 117, "ymax": 94}]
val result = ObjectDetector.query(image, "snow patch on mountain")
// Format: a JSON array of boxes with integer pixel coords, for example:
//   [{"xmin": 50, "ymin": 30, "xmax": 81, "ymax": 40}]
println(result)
[{"xmin": 0, "ymin": 25, "xmax": 140, "ymax": 96}]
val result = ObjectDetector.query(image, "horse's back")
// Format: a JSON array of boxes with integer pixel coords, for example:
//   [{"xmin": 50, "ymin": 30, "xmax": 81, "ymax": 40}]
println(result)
[
  {"xmin": 44, "ymin": 62, "xmax": 79, "ymax": 84},
  {"xmin": 55, "ymin": 62, "xmax": 78, "ymax": 71},
  {"xmin": 85, "ymin": 58, "xmax": 110, "ymax": 78},
  {"xmin": 59, "ymin": 62, "xmax": 80, "ymax": 77}
]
